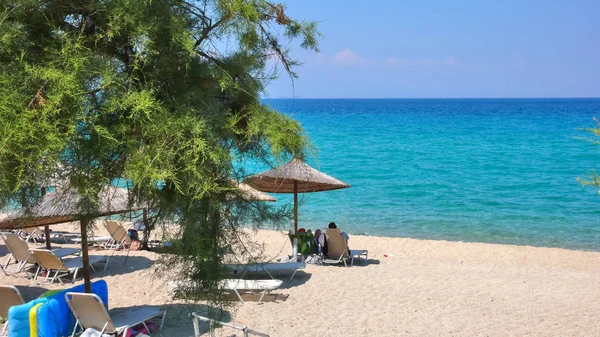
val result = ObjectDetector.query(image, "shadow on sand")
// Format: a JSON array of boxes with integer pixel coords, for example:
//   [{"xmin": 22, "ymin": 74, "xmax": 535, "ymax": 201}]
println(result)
[
  {"xmin": 111, "ymin": 303, "xmax": 250, "ymax": 337},
  {"xmin": 1, "ymin": 251, "xmax": 153, "ymax": 284},
  {"xmin": 313, "ymin": 258, "xmax": 381, "ymax": 268},
  {"xmin": 351, "ymin": 258, "xmax": 381, "ymax": 267},
  {"xmin": 11, "ymin": 284, "xmax": 52, "ymax": 300},
  {"xmin": 84, "ymin": 255, "xmax": 154, "ymax": 282},
  {"xmin": 233, "ymin": 269, "xmax": 313, "ymax": 291}
]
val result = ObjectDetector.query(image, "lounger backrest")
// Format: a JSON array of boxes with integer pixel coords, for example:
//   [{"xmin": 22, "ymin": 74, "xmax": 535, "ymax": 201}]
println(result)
[
  {"xmin": 0, "ymin": 285, "xmax": 24, "ymax": 318},
  {"xmin": 30, "ymin": 249, "xmax": 67, "ymax": 271},
  {"xmin": 65, "ymin": 292, "xmax": 116, "ymax": 333},
  {"xmin": 325, "ymin": 229, "xmax": 348, "ymax": 258},
  {"xmin": 24, "ymin": 227, "xmax": 43, "ymax": 236},
  {"xmin": 105, "ymin": 221, "xmax": 130, "ymax": 243},
  {"xmin": 3, "ymin": 234, "xmax": 32, "ymax": 262}
]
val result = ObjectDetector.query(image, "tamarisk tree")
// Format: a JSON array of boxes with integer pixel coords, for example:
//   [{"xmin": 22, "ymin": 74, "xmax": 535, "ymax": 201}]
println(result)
[{"xmin": 0, "ymin": 0, "xmax": 318, "ymax": 302}]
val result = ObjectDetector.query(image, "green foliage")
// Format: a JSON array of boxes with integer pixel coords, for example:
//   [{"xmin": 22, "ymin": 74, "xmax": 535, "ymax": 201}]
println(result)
[{"xmin": 0, "ymin": 0, "xmax": 318, "ymax": 306}]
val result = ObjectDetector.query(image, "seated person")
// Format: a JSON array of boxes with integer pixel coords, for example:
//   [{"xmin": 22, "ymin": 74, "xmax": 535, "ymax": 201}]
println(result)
[
  {"xmin": 313, "ymin": 229, "xmax": 328, "ymax": 256},
  {"xmin": 328, "ymin": 222, "xmax": 350, "ymax": 253}
]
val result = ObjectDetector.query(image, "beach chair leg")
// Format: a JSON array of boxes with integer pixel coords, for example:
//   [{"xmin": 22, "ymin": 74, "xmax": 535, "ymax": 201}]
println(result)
[
  {"xmin": 3, "ymin": 254, "xmax": 12, "ymax": 269},
  {"xmin": 103, "ymin": 257, "xmax": 109, "ymax": 271},
  {"xmin": 192, "ymin": 315, "xmax": 200, "ymax": 337},
  {"xmin": 289, "ymin": 269, "xmax": 298, "ymax": 281},
  {"xmin": 258, "ymin": 289, "xmax": 267, "ymax": 303},
  {"xmin": 233, "ymin": 289, "xmax": 245, "ymax": 304},
  {"xmin": 159, "ymin": 310, "xmax": 167, "ymax": 331},
  {"xmin": 99, "ymin": 322, "xmax": 109, "ymax": 336},
  {"xmin": 72, "ymin": 268, "xmax": 79, "ymax": 283},
  {"xmin": 70, "ymin": 319, "xmax": 80, "ymax": 337},
  {"xmin": 50, "ymin": 270, "xmax": 59, "ymax": 283},
  {"xmin": 33, "ymin": 265, "xmax": 41, "ymax": 280},
  {"xmin": 142, "ymin": 322, "xmax": 150, "ymax": 335},
  {"xmin": 17, "ymin": 260, "xmax": 27, "ymax": 273}
]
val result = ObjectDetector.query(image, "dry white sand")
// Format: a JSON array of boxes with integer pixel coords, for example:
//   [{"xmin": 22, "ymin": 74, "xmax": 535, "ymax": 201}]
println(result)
[{"xmin": 2, "ymin": 222, "xmax": 600, "ymax": 337}]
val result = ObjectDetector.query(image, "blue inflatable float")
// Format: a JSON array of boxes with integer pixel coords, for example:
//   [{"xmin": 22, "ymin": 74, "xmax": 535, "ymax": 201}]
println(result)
[{"xmin": 7, "ymin": 280, "xmax": 108, "ymax": 337}]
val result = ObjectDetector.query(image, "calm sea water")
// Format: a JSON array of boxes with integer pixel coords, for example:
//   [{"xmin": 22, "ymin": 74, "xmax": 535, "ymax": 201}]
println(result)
[{"xmin": 261, "ymin": 98, "xmax": 600, "ymax": 250}]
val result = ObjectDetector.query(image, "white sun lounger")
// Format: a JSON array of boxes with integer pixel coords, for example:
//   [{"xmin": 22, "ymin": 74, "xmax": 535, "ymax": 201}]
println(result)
[
  {"xmin": 72, "ymin": 236, "xmax": 112, "ymax": 244},
  {"xmin": 221, "ymin": 279, "xmax": 283, "ymax": 303},
  {"xmin": 65, "ymin": 292, "xmax": 165, "ymax": 337},
  {"xmin": 48, "ymin": 230, "xmax": 76, "ymax": 244},
  {"xmin": 227, "ymin": 260, "xmax": 306, "ymax": 281},
  {"xmin": 169, "ymin": 279, "xmax": 283, "ymax": 304},
  {"xmin": 21, "ymin": 227, "xmax": 44, "ymax": 243},
  {"xmin": 191, "ymin": 312, "xmax": 270, "ymax": 337},
  {"xmin": 2, "ymin": 234, "xmax": 81, "ymax": 275},
  {"xmin": 103, "ymin": 221, "xmax": 131, "ymax": 250},
  {"xmin": 0, "ymin": 285, "xmax": 25, "ymax": 336},
  {"xmin": 2, "ymin": 234, "xmax": 37, "ymax": 274},
  {"xmin": 30, "ymin": 249, "xmax": 108, "ymax": 284},
  {"xmin": 324, "ymin": 229, "xmax": 368, "ymax": 267}
]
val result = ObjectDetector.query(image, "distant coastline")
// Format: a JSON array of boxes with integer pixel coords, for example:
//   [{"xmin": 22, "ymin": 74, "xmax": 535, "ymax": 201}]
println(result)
[{"xmin": 264, "ymin": 97, "xmax": 600, "ymax": 100}]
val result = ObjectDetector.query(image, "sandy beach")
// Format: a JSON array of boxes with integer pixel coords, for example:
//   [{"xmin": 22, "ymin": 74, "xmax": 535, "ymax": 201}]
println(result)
[{"xmin": 2, "ymin": 223, "xmax": 600, "ymax": 337}]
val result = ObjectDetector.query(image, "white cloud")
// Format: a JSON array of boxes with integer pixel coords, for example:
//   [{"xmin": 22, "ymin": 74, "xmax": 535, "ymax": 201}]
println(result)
[{"xmin": 332, "ymin": 48, "xmax": 361, "ymax": 65}]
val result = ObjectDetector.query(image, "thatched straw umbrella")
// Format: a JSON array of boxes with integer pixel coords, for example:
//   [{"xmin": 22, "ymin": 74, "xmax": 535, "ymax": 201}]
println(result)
[
  {"xmin": 234, "ymin": 180, "xmax": 277, "ymax": 202},
  {"xmin": 243, "ymin": 158, "xmax": 350, "ymax": 234},
  {"xmin": 0, "ymin": 185, "xmax": 142, "ymax": 293}
]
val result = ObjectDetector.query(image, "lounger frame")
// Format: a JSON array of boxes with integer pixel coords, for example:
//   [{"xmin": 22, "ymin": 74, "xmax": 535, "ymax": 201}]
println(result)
[
  {"xmin": 65, "ymin": 292, "xmax": 165, "ymax": 337},
  {"xmin": 192, "ymin": 312, "xmax": 269, "ymax": 337}
]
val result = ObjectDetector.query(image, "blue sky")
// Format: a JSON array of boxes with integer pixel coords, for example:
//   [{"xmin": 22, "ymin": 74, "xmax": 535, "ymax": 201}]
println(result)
[{"xmin": 264, "ymin": 0, "xmax": 600, "ymax": 98}]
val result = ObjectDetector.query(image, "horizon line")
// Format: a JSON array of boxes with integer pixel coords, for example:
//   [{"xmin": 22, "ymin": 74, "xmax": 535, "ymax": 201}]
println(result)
[{"xmin": 263, "ymin": 97, "xmax": 600, "ymax": 100}]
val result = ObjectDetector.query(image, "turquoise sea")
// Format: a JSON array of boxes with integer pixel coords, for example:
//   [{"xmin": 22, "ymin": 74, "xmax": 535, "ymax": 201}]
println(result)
[{"xmin": 261, "ymin": 98, "xmax": 600, "ymax": 250}]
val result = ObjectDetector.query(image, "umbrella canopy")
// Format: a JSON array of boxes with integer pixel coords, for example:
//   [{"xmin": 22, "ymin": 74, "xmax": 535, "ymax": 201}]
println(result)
[
  {"xmin": 0, "ymin": 185, "xmax": 141, "ymax": 229},
  {"xmin": 0, "ymin": 185, "xmax": 143, "ymax": 294},
  {"xmin": 244, "ymin": 158, "xmax": 350, "ymax": 193},
  {"xmin": 243, "ymin": 158, "xmax": 350, "ymax": 233},
  {"xmin": 229, "ymin": 179, "xmax": 276, "ymax": 202}
]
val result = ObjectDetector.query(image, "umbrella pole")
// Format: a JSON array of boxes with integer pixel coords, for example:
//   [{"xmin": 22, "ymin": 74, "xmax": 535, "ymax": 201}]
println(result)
[
  {"xmin": 293, "ymin": 181, "xmax": 298, "ymax": 233},
  {"xmin": 292, "ymin": 181, "xmax": 299, "ymax": 260},
  {"xmin": 44, "ymin": 226, "xmax": 51, "ymax": 250},
  {"xmin": 40, "ymin": 188, "xmax": 52, "ymax": 250},
  {"xmin": 80, "ymin": 218, "xmax": 92, "ymax": 293}
]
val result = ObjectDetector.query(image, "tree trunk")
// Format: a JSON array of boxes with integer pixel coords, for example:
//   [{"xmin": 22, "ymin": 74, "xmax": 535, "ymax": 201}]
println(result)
[
  {"xmin": 142, "ymin": 209, "xmax": 150, "ymax": 250},
  {"xmin": 44, "ymin": 226, "xmax": 52, "ymax": 250},
  {"xmin": 41, "ymin": 187, "xmax": 52, "ymax": 250},
  {"xmin": 80, "ymin": 218, "xmax": 92, "ymax": 293}
]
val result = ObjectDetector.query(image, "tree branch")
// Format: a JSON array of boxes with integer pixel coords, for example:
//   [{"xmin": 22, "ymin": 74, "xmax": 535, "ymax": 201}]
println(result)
[
  {"xmin": 193, "ymin": 16, "xmax": 228, "ymax": 50},
  {"xmin": 194, "ymin": 50, "xmax": 225, "ymax": 68}
]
